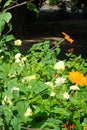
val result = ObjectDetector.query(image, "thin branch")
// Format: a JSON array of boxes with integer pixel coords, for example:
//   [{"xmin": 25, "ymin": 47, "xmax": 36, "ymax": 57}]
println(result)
[
  {"xmin": 0, "ymin": 0, "xmax": 34, "ymax": 13},
  {"xmin": 21, "ymin": 126, "xmax": 41, "ymax": 130}
]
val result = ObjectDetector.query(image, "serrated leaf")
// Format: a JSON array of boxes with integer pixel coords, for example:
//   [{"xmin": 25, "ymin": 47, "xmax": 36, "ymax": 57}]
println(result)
[
  {"xmin": 30, "ymin": 80, "xmax": 48, "ymax": 94},
  {"xmin": 4, "ymin": 110, "xmax": 12, "ymax": 125},
  {"xmin": 11, "ymin": 117, "xmax": 21, "ymax": 130}
]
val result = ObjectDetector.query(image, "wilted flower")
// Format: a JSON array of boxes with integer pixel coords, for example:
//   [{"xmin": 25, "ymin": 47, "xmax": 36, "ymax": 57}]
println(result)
[
  {"xmin": 54, "ymin": 61, "xmax": 65, "ymax": 70},
  {"xmin": 15, "ymin": 53, "xmax": 21, "ymax": 59},
  {"xmin": 63, "ymin": 92, "xmax": 70, "ymax": 100},
  {"xmin": 2, "ymin": 96, "xmax": 12, "ymax": 105},
  {"xmin": 70, "ymin": 84, "xmax": 80, "ymax": 90},
  {"xmin": 24, "ymin": 107, "xmax": 32, "ymax": 117},
  {"xmin": 50, "ymin": 91, "xmax": 55, "ymax": 97},
  {"xmin": 14, "ymin": 39, "xmax": 22, "ymax": 46},
  {"xmin": 55, "ymin": 77, "xmax": 66, "ymax": 86}
]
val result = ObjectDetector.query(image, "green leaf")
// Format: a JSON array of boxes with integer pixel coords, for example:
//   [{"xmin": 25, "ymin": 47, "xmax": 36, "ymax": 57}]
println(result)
[
  {"xmin": 4, "ymin": 110, "xmax": 12, "ymax": 125},
  {"xmin": 0, "ymin": 118, "xmax": 3, "ymax": 126},
  {"xmin": 30, "ymin": 80, "xmax": 48, "ymax": 94},
  {"xmin": 11, "ymin": 117, "xmax": 21, "ymax": 130},
  {"xmin": 0, "ymin": 12, "xmax": 5, "ymax": 35},
  {"xmin": 0, "ymin": 72, "xmax": 8, "ymax": 82},
  {"xmin": 27, "ymin": 2, "xmax": 37, "ymax": 11},
  {"xmin": 16, "ymin": 101, "xmax": 28, "ymax": 121},
  {"xmin": 4, "ymin": 12, "xmax": 12, "ymax": 23},
  {"xmin": 4, "ymin": 0, "xmax": 13, "ymax": 8},
  {"xmin": 0, "ymin": 0, "xmax": 2, "ymax": 3},
  {"xmin": 5, "ymin": 34, "xmax": 15, "ymax": 42}
]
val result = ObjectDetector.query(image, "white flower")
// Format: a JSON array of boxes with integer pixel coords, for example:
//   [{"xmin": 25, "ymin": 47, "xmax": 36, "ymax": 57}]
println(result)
[
  {"xmin": 15, "ymin": 58, "xmax": 21, "ymax": 63},
  {"xmin": 54, "ymin": 61, "xmax": 65, "ymax": 70},
  {"xmin": 1, "ymin": 55, "xmax": 4, "ymax": 59},
  {"xmin": 14, "ymin": 39, "xmax": 22, "ymax": 46},
  {"xmin": 15, "ymin": 53, "xmax": 21, "ymax": 59},
  {"xmin": 55, "ymin": 77, "xmax": 66, "ymax": 86},
  {"xmin": 63, "ymin": 92, "xmax": 70, "ymax": 100},
  {"xmin": 50, "ymin": 91, "xmax": 55, "ymax": 97},
  {"xmin": 45, "ymin": 82, "xmax": 54, "ymax": 87},
  {"xmin": 24, "ymin": 107, "xmax": 32, "ymax": 117},
  {"xmin": 70, "ymin": 85, "xmax": 80, "ymax": 90},
  {"xmin": 11, "ymin": 87, "xmax": 19, "ymax": 92},
  {"xmin": 2, "ymin": 96, "xmax": 12, "ymax": 105},
  {"xmin": 22, "ymin": 75, "xmax": 36, "ymax": 83}
]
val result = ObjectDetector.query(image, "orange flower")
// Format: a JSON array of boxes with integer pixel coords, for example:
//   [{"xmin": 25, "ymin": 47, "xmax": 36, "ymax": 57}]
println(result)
[
  {"xmin": 84, "ymin": 125, "xmax": 87, "ymax": 130},
  {"xmin": 62, "ymin": 32, "xmax": 74, "ymax": 44},
  {"xmin": 68, "ymin": 71, "xmax": 87, "ymax": 86}
]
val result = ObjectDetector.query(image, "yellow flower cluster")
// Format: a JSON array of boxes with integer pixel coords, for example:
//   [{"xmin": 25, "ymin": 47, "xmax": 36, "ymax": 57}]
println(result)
[
  {"xmin": 62, "ymin": 32, "xmax": 74, "ymax": 44},
  {"xmin": 68, "ymin": 71, "xmax": 87, "ymax": 86}
]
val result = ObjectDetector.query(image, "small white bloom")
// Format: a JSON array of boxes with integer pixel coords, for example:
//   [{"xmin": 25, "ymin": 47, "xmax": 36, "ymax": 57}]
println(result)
[
  {"xmin": 1, "ymin": 55, "xmax": 4, "ymax": 59},
  {"xmin": 2, "ymin": 96, "xmax": 12, "ymax": 105},
  {"xmin": 55, "ymin": 77, "xmax": 66, "ymax": 86},
  {"xmin": 24, "ymin": 107, "xmax": 32, "ymax": 117},
  {"xmin": 54, "ymin": 61, "xmax": 65, "ymax": 70},
  {"xmin": 14, "ymin": 39, "xmax": 22, "ymax": 46},
  {"xmin": 45, "ymin": 82, "xmax": 54, "ymax": 87},
  {"xmin": 22, "ymin": 75, "xmax": 36, "ymax": 83},
  {"xmin": 50, "ymin": 91, "xmax": 55, "ymax": 97},
  {"xmin": 63, "ymin": 92, "xmax": 70, "ymax": 100},
  {"xmin": 70, "ymin": 85, "xmax": 80, "ymax": 90},
  {"xmin": 11, "ymin": 87, "xmax": 19, "ymax": 92},
  {"xmin": 15, "ymin": 53, "xmax": 21, "ymax": 59},
  {"xmin": 15, "ymin": 58, "xmax": 21, "ymax": 63},
  {"xmin": 8, "ymin": 74, "xmax": 16, "ymax": 78}
]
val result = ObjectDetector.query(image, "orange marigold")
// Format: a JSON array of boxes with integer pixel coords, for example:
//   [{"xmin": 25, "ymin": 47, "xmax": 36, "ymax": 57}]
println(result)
[
  {"xmin": 62, "ymin": 32, "xmax": 74, "ymax": 44},
  {"xmin": 68, "ymin": 71, "xmax": 87, "ymax": 86},
  {"xmin": 84, "ymin": 125, "xmax": 87, "ymax": 130}
]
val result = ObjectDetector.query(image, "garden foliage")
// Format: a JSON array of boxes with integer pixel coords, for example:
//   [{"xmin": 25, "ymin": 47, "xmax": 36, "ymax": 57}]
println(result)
[{"xmin": 0, "ymin": 0, "xmax": 87, "ymax": 130}]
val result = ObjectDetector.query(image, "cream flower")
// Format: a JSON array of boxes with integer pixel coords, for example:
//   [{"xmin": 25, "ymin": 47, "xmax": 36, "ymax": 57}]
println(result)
[
  {"xmin": 24, "ymin": 107, "xmax": 32, "ymax": 117},
  {"xmin": 70, "ymin": 85, "xmax": 80, "ymax": 90},
  {"xmin": 50, "ymin": 91, "xmax": 55, "ymax": 97},
  {"xmin": 55, "ymin": 77, "xmax": 66, "ymax": 86},
  {"xmin": 2, "ymin": 96, "xmax": 12, "ymax": 105},
  {"xmin": 15, "ymin": 53, "xmax": 21, "ymax": 59},
  {"xmin": 22, "ymin": 56, "xmax": 27, "ymax": 62},
  {"xmin": 14, "ymin": 39, "xmax": 22, "ymax": 46},
  {"xmin": 63, "ymin": 92, "xmax": 70, "ymax": 100},
  {"xmin": 15, "ymin": 58, "xmax": 21, "ymax": 63},
  {"xmin": 45, "ymin": 82, "xmax": 54, "ymax": 87},
  {"xmin": 11, "ymin": 87, "xmax": 19, "ymax": 92},
  {"xmin": 22, "ymin": 75, "xmax": 36, "ymax": 83},
  {"xmin": 54, "ymin": 61, "xmax": 65, "ymax": 70}
]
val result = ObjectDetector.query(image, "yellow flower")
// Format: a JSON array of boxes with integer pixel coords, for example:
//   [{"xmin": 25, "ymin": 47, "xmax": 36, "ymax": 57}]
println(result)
[
  {"xmin": 68, "ymin": 71, "xmax": 87, "ymax": 86},
  {"xmin": 62, "ymin": 32, "xmax": 74, "ymax": 44},
  {"xmin": 14, "ymin": 39, "xmax": 22, "ymax": 46}
]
